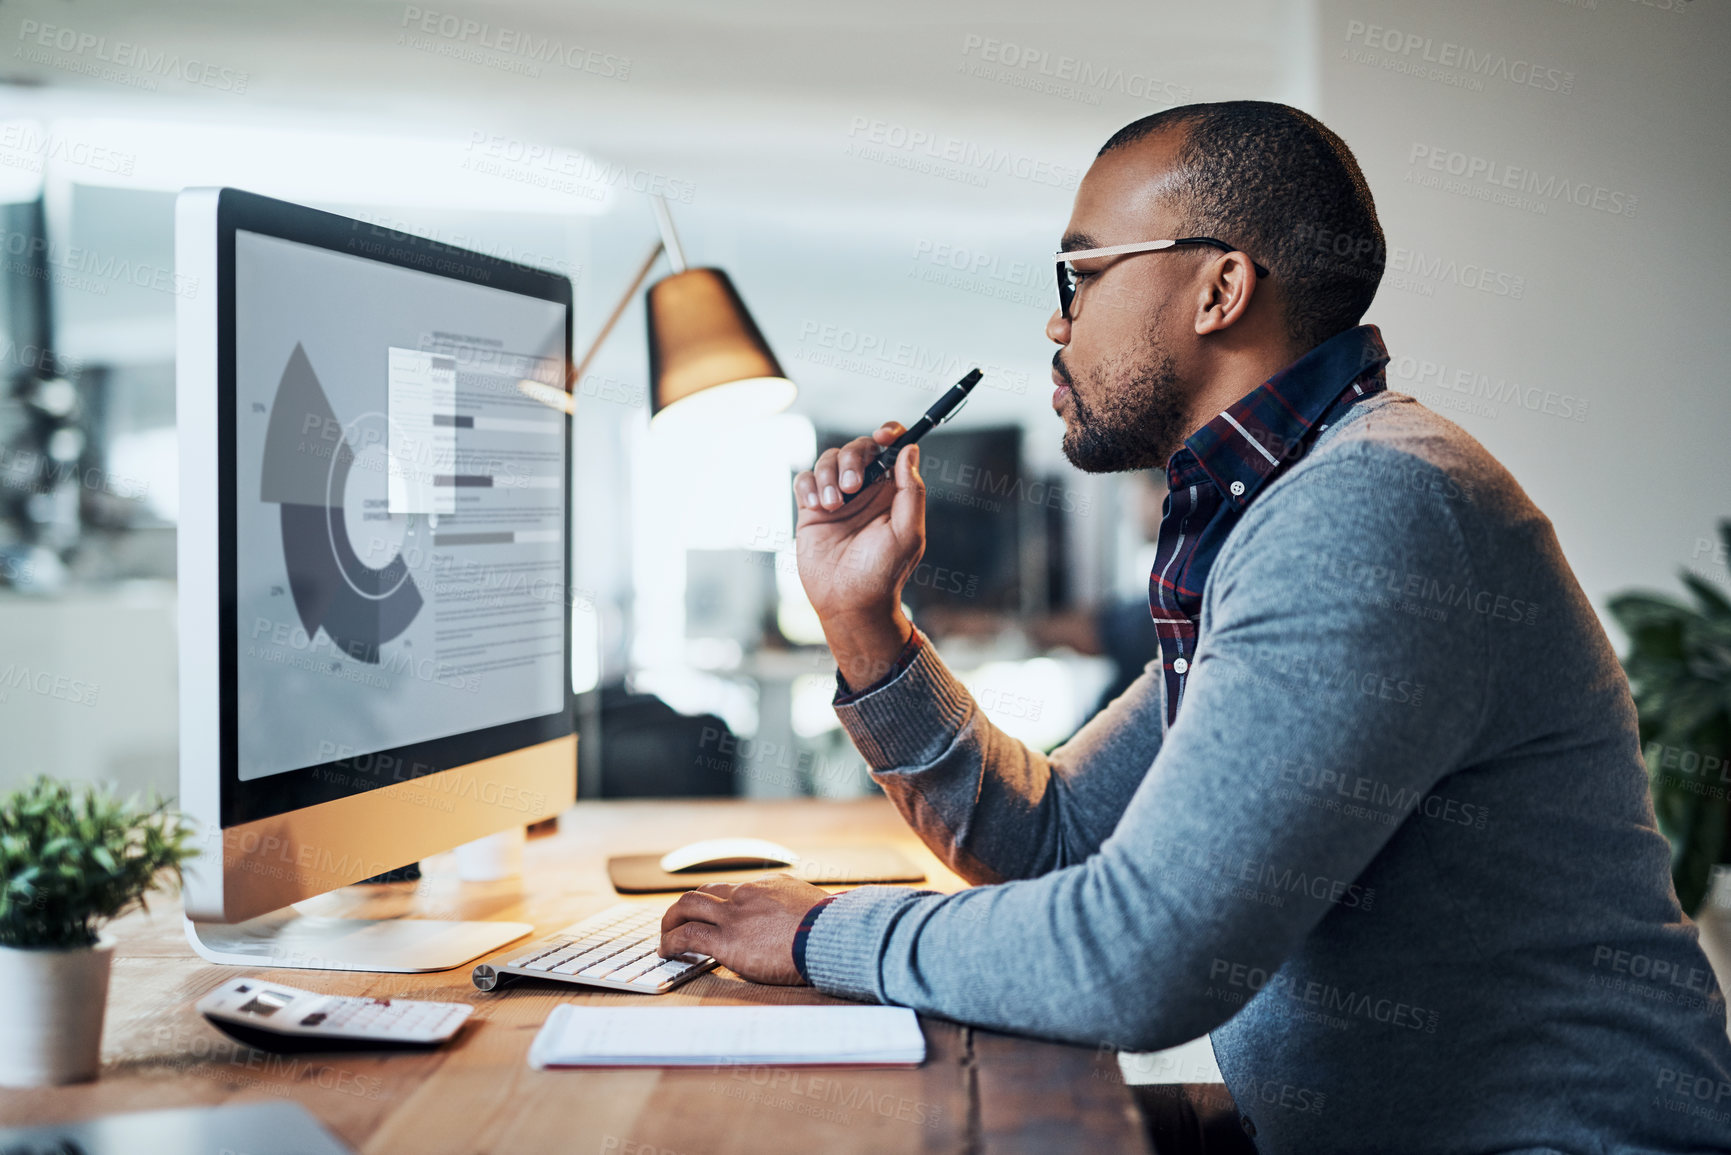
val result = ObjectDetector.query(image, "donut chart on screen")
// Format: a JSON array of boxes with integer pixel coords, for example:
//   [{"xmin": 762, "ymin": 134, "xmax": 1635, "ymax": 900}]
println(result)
[{"xmin": 258, "ymin": 343, "xmax": 424, "ymax": 665}]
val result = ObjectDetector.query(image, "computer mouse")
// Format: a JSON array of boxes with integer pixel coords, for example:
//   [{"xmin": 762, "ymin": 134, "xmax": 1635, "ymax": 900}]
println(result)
[{"xmin": 659, "ymin": 837, "xmax": 802, "ymax": 873}]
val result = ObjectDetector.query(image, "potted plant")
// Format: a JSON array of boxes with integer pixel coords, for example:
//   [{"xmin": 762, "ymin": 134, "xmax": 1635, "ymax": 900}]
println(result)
[
  {"xmin": 0, "ymin": 776, "xmax": 195, "ymax": 1086},
  {"xmin": 1609, "ymin": 519, "xmax": 1731, "ymax": 919}
]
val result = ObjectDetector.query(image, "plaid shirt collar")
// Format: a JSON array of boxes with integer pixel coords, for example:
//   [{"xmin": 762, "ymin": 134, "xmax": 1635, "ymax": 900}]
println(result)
[
  {"xmin": 1176, "ymin": 324, "xmax": 1390, "ymax": 508},
  {"xmin": 1150, "ymin": 325, "xmax": 1390, "ymax": 726}
]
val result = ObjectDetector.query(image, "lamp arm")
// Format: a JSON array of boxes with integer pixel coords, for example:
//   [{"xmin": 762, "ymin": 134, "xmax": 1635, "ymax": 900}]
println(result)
[
  {"xmin": 569, "ymin": 238, "xmax": 665, "ymax": 390},
  {"xmin": 650, "ymin": 194, "xmax": 687, "ymax": 273}
]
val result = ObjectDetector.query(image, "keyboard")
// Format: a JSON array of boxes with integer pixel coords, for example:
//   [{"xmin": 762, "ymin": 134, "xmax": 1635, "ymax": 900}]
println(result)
[{"xmin": 470, "ymin": 903, "xmax": 717, "ymax": 994}]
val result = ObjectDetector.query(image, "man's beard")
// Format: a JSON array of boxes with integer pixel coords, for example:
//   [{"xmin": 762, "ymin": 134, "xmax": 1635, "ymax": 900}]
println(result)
[{"xmin": 1058, "ymin": 340, "xmax": 1189, "ymax": 473}]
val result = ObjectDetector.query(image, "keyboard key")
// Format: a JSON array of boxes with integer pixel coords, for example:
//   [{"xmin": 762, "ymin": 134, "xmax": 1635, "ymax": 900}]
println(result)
[
  {"xmin": 609, "ymin": 956, "xmax": 664, "ymax": 983},
  {"xmin": 628, "ymin": 960, "xmax": 695, "ymax": 991}
]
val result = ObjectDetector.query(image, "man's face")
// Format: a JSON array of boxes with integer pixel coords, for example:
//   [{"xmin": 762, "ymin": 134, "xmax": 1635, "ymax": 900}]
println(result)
[{"xmin": 1049, "ymin": 133, "xmax": 1203, "ymax": 474}]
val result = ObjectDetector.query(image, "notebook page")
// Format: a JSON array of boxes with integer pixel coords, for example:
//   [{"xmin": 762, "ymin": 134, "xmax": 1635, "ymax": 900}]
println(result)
[{"xmin": 528, "ymin": 1005, "xmax": 926, "ymax": 1068}]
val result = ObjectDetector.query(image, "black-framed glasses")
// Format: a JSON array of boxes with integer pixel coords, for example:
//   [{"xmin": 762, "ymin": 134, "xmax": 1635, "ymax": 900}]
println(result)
[{"xmin": 1054, "ymin": 237, "xmax": 1271, "ymax": 320}]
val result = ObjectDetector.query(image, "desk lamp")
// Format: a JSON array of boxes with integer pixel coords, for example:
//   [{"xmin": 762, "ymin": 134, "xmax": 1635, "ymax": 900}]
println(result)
[{"xmin": 522, "ymin": 195, "xmax": 796, "ymax": 421}]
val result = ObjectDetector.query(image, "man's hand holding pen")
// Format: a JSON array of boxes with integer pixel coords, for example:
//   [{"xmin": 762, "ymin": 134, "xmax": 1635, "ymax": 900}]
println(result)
[
  {"xmin": 789, "ymin": 366, "xmax": 981, "ymax": 690},
  {"xmin": 791, "ymin": 421, "xmax": 926, "ymax": 692}
]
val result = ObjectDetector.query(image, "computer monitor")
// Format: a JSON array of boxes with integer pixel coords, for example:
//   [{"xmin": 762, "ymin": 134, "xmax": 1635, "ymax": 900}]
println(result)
[{"xmin": 175, "ymin": 188, "xmax": 577, "ymax": 972}]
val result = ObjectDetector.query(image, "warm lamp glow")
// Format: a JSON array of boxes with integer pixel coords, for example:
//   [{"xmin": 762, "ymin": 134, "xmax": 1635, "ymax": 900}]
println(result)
[{"xmin": 646, "ymin": 268, "xmax": 794, "ymax": 418}]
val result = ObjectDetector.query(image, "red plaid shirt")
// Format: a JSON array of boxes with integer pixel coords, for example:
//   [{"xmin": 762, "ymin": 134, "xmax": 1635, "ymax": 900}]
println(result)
[{"xmin": 1150, "ymin": 325, "xmax": 1389, "ymax": 726}]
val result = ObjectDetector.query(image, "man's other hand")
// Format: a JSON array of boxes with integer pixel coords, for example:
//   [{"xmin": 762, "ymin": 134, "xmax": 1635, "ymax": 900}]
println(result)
[{"xmin": 658, "ymin": 875, "xmax": 832, "ymax": 986}]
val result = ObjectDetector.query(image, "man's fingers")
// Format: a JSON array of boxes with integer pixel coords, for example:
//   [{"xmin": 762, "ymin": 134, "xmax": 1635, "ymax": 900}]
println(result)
[
  {"xmin": 835, "ymin": 435, "xmax": 883, "ymax": 495},
  {"xmin": 660, "ymin": 889, "xmax": 727, "ymax": 933},
  {"xmin": 890, "ymin": 443, "xmax": 927, "ymax": 546},
  {"xmin": 793, "ymin": 469, "xmax": 819, "ymax": 511},
  {"xmin": 873, "ymin": 422, "xmax": 907, "ymax": 446},
  {"xmin": 659, "ymin": 920, "xmax": 722, "ymax": 962},
  {"xmin": 812, "ymin": 447, "xmax": 846, "ymax": 510}
]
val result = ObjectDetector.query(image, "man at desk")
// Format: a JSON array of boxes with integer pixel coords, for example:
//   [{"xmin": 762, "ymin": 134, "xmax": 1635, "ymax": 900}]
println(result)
[{"xmin": 660, "ymin": 101, "xmax": 1731, "ymax": 1153}]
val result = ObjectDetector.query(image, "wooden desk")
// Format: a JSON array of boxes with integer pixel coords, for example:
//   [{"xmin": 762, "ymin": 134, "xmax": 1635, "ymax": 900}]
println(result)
[{"xmin": 0, "ymin": 798, "xmax": 1151, "ymax": 1154}]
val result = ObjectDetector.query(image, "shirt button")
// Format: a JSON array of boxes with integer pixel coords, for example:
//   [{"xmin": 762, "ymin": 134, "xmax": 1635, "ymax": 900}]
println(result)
[
  {"xmin": 1240, "ymin": 1113, "xmax": 1257, "ymax": 1138},
  {"xmin": 1229, "ymin": 480, "xmax": 1245, "ymax": 497},
  {"xmin": 1172, "ymin": 658, "xmax": 1189, "ymax": 674}
]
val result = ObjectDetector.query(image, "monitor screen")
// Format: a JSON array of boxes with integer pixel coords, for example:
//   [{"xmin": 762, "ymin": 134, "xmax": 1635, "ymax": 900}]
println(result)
[{"xmin": 208, "ymin": 198, "xmax": 573, "ymax": 825}]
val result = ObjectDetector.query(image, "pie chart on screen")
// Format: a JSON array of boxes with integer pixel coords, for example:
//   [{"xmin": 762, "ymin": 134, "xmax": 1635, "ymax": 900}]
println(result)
[{"xmin": 259, "ymin": 343, "xmax": 425, "ymax": 665}]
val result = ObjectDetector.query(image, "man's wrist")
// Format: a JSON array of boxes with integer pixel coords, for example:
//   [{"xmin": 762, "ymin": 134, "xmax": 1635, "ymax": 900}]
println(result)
[
  {"xmin": 823, "ymin": 609, "xmax": 914, "ymax": 690},
  {"xmin": 791, "ymin": 895, "xmax": 840, "ymax": 983}
]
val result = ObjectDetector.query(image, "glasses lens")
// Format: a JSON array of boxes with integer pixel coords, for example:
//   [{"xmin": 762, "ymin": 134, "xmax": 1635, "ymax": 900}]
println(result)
[{"xmin": 1056, "ymin": 262, "xmax": 1075, "ymax": 318}]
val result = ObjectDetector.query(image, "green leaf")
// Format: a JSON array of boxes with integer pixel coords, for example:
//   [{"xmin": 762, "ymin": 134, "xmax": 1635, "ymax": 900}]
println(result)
[
  {"xmin": 0, "ymin": 776, "xmax": 197, "ymax": 949},
  {"xmin": 1681, "ymin": 572, "xmax": 1731, "ymax": 621}
]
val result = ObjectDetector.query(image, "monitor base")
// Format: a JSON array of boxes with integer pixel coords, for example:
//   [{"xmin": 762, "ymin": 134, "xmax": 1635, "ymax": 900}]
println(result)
[{"xmin": 184, "ymin": 910, "xmax": 533, "ymax": 973}]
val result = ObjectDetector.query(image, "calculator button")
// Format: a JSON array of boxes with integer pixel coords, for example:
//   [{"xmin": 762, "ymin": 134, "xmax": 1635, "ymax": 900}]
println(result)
[{"xmin": 299, "ymin": 1013, "xmax": 327, "ymax": 1026}]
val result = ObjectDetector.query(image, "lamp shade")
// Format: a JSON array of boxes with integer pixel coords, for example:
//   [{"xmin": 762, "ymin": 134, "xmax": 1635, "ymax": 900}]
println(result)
[{"xmin": 645, "ymin": 267, "xmax": 796, "ymax": 419}]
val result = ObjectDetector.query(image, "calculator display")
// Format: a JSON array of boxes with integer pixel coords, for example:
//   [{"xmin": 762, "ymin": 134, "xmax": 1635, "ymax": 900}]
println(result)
[{"xmin": 237, "ymin": 991, "xmax": 293, "ymax": 1017}]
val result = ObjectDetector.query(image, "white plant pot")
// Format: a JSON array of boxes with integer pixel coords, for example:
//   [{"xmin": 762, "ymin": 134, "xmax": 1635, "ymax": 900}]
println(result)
[{"xmin": 0, "ymin": 934, "xmax": 115, "ymax": 1086}]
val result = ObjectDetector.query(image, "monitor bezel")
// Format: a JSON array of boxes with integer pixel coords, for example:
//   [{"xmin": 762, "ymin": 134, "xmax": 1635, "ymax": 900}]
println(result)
[{"xmin": 211, "ymin": 188, "xmax": 575, "ymax": 829}]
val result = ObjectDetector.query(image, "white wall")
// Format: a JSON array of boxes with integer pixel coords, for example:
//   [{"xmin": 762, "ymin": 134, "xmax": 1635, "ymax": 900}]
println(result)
[
  {"xmin": 0, "ymin": 586, "xmax": 178, "ymax": 797},
  {"xmin": 1316, "ymin": 0, "xmax": 1731, "ymax": 620}
]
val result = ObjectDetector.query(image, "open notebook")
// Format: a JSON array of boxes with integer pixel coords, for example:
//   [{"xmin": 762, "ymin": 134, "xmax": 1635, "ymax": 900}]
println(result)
[{"xmin": 528, "ymin": 1005, "xmax": 927, "ymax": 1069}]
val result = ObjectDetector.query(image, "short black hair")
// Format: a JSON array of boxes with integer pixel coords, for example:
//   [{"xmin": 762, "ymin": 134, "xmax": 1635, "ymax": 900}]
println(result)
[{"xmin": 1098, "ymin": 101, "xmax": 1383, "ymax": 350}]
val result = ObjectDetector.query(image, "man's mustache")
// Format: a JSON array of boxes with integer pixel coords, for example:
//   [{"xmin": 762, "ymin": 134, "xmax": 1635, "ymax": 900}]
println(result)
[{"xmin": 1052, "ymin": 351, "xmax": 1073, "ymax": 386}]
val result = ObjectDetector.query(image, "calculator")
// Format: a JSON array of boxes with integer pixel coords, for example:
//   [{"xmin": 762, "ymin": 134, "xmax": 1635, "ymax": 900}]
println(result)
[{"xmin": 197, "ymin": 977, "xmax": 474, "ymax": 1052}]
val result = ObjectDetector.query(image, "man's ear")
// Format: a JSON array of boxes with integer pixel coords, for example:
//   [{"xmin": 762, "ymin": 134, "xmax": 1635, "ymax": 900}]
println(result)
[{"xmin": 1193, "ymin": 252, "xmax": 1259, "ymax": 336}]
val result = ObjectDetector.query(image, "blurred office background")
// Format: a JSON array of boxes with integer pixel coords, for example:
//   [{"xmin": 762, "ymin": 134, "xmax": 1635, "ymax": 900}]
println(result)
[{"xmin": 0, "ymin": 0, "xmax": 1726, "ymax": 804}]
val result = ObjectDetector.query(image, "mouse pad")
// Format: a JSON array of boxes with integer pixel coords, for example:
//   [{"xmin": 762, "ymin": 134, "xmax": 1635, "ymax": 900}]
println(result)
[{"xmin": 608, "ymin": 845, "xmax": 926, "ymax": 893}]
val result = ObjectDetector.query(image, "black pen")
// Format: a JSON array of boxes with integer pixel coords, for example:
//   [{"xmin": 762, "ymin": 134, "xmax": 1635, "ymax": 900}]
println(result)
[{"xmin": 840, "ymin": 368, "xmax": 983, "ymax": 504}]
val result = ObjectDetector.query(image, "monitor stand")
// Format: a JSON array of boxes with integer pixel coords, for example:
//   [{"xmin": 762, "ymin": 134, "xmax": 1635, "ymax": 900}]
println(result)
[{"xmin": 184, "ymin": 908, "xmax": 533, "ymax": 973}]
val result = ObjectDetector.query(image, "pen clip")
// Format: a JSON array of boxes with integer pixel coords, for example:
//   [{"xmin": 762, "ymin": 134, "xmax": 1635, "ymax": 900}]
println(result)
[{"xmin": 938, "ymin": 392, "xmax": 972, "ymax": 425}]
